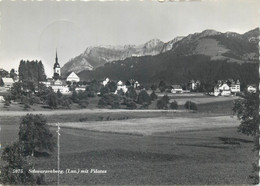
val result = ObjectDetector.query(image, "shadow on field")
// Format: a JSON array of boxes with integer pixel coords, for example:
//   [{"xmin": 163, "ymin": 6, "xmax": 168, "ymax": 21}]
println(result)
[
  {"xmin": 180, "ymin": 144, "xmax": 232, "ymax": 149},
  {"xmin": 64, "ymin": 149, "xmax": 188, "ymax": 162},
  {"xmin": 218, "ymin": 137, "xmax": 253, "ymax": 145},
  {"xmin": 34, "ymin": 151, "xmax": 51, "ymax": 158}
]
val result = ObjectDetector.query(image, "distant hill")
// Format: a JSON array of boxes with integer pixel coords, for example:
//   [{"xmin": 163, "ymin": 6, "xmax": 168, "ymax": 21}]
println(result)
[
  {"xmin": 78, "ymin": 54, "xmax": 258, "ymax": 87},
  {"xmin": 64, "ymin": 28, "xmax": 259, "ymax": 86}
]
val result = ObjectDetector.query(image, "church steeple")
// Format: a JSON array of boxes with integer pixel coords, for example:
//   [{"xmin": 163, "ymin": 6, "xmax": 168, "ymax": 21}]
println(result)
[
  {"xmin": 53, "ymin": 49, "xmax": 61, "ymax": 77},
  {"xmin": 53, "ymin": 49, "xmax": 60, "ymax": 69},
  {"xmin": 55, "ymin": 49, "xmax": 58, "ymax": 64}
]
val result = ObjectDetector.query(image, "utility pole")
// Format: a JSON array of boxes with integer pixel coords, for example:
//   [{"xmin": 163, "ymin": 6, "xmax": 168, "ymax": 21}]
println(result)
[{"xmin": 56, "ymin": 123, "xmax": 60, "ymax": 186}]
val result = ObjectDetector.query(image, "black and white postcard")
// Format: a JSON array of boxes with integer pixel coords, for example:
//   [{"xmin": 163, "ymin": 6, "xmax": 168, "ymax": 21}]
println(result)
[{"xmin": 0, "ymin": 0, "xmax": 259, "ymax": 185}]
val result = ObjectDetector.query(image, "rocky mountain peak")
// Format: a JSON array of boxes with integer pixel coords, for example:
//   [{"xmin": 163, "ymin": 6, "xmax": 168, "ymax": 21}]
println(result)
[{"xmin": 144, "ymin": 39, "xmax": 164, "ymax": 48}]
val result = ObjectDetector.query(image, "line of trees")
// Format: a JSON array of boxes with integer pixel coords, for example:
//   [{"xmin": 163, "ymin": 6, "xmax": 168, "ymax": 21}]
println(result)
[{"xmin": 18, "ymin": 60, "xmax": 47, "ymax": 83}]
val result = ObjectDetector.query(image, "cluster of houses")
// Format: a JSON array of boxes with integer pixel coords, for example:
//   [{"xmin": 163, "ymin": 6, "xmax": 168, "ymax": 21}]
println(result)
[
  {"xmin": 213, "ymin": 79, "xmax": 257, "ymax": 96},
  {"xmin": 170, "ymin": 80, "xmax": 201, "ymax": 94},
  {"xmin": 39, "ymin": 52, "xmax": 141, "ymax": 95},
  {"xmin": 169, "ymin": 79, "xmax": 257, "ymax": 96},
  {"xmin": 213, "ymin": 80, "xmax": 240, "ymax": 96}
]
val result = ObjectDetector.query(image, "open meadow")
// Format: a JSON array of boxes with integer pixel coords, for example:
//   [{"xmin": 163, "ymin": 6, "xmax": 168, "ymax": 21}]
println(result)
[{"xmin": 0, "ymin": 95, "xmax": 256, "ymax": 184}]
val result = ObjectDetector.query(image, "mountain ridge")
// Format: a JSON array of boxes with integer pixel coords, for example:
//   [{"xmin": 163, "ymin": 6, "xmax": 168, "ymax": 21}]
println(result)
[{"xmin": 61, "ymin": 28, "xmax": 259, "ymax": 82}]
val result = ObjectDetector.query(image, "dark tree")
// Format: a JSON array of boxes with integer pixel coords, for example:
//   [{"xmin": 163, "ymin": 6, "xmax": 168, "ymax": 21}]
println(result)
[
  {"xmin": 150, "ymin": 91, "xmax": 158, "ymax": 101},
  {"xmin": 10, "ymin": 68, "xmax": 17, "ymax": 81},
  {"xmin": 98, "ymin": 93, "xmax": 121, "ymax": 109},
  {"xmin": 100, "ymin": 86, "xmax": 110, "ymax": 96},
  {"xmin": 137, "ymin": 90, "xmax": 151, "ymax": 105},
  {"xmin": 156, "ymin": 99, "xmax": 167, "ymax": 109},
  {"xmin": 233, "ymin": 91, "xmax": 259, "ymax": 184},
  {"xmin": 170, "ymin": 101, "xmax": 178, "ymax": 110},
  {"xmin": 71, "ymin": 90, "xmax": 78, "ymax": 103},
  {"xmin": 107, "ymin": 81, "xmax": 117, "ymax": 92},
  {"xmin": 117, "ymin": 88, "xmax": 125, "ymax": 96},
  {"xmin": 18, "ymin": 60, "xmax": 47, "ymax": 83},
  {"xmin": 151, "ymin": 84, "xmax": 157, "ymax": 91},
  {"xmin": 161, "ymin": 95, "xmax": 170, "ymax": 104},
  {"xmin": 18, "ymin": 114, "xmax": 55, "ymax": 156},
  {"xmin": 158, "ymin": 81, "xmax": 167, "ymax": 92},
  {"xmin": 126, "ymin": 86, "xmax": 137, "ymax": 100},
  {"xmin": 11, "ymin": 82, "xmax": 23, "ymax": 100},
  {"xmin": 0, "ymin": 142, "xmax": 36, "ymax": 184},
  {"xmin": 233, "ymin": 92, "xmax": 259, "ymax": 136},
  {"xmin": 47, "ymin": 92, "xmax": 58, "ymax": 108},
  {"xmin": 184, "ymin": 101, "xmax": 197, "ymax": 110}
]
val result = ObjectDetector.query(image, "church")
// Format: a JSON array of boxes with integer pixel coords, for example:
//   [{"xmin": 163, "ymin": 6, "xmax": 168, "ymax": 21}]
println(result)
[{"xmin": 40, "ymin": 51, "xmax": 70, "ymax": 94}]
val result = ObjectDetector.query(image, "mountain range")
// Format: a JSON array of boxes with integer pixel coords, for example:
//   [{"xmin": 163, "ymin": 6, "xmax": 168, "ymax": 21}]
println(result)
[
  {"xmin": 61, "ymin": 28, "xmax": 259, "ymax": 85},
  {"xmin": 61, "ymin": 38, "xmax": 174, "ymax": 76}
]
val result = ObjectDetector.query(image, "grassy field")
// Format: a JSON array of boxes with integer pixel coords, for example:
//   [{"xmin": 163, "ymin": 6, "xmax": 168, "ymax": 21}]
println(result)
[
  {"xmin": 48, "ymin": 116, "xmax": 240, "ymax": 135},
  {"xmin": 1, "ymin": 118, "xmax": 255, "ymax": 185},
  {"xmin": 0, "ymin": 95, "xmax": 256, "ymax": 185}
]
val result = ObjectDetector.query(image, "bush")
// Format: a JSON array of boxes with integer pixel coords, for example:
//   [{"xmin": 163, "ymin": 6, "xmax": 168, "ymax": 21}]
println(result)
[
  {"xmin": 24, "ymin": 103, "xmax": 31, "ymax": 110},
  {"xmin": 4, "ymin": 100, "xmax": 10, "ymax": 107},
  {"xmin": 184, "ymin": 101, "xmax": 197, "ymax": 110},
  {"xmin": 79, "ymin": 100, "xmax": 89, "ymax": 108},
  {"xmin": 126, "ymin": 101, "xmax": 137, "ymax": 110},
  {"xmin": 98, "ymin": 98, "xmax": 108, "ymax": 108},
  {"xmin": 156, "ymin": 99, "xmax": 167, "ymax": 109},
  {"xmin": 61, "ymin": 99, "xmax": 71, "ymax": 109},
  {"xmin": 98, "ymin": 93, "xmax": 121, "ymax": 109},
  {"xmin": 170, "ymin": 101, "xmax": 178, "ymax": 110},
  {"xmin": 150, "ymin": 91, "xmax": 158, "ymax": 101}
]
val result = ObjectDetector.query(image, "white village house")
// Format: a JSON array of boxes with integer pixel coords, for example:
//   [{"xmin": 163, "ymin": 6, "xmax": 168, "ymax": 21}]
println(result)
[
  {"xmin": 230, "ymin": 80, "xmax": 240, "ymax": 94},
  {"xmin": 125, "ymin": 79, "xmax": 140, "ymax": 89},
  {"xmin": 214, "ymin": 83, "xmax": 231, "ymax": 96},
  {"xmin": 0, "ymin": 77, "xmax": 14, "ymax": 90},
  {"xmin": 115, "ymin": 80, "xmax": 128, "ymax": 94},
  {"xmin": 214, "ymin": 80, "xmax": 240, "ymax": 96},
  {"xmin": 189, "ymin": 80, "xmax": 201, "ymax": 91},
  {"xmin": 102, "ymin": 78, "xmax": 110, "ymax": 86},
  {"xmin": 171, "ymin": 85, "xmax": 183, "ymax": 94},
  {"xmin": 75, "ymin": 85, "xmax": 87, "ymax": 92},
  {"xmin": 51, "ymin": 79, "xmax": 70, "ymax": 94},
  {"xmin": 66, "ymin": 72, "xmax": 80, "ymax": 82},
  {"xmin": 247, "ymin": 85, "xmax": 257, "ymax": 93}
]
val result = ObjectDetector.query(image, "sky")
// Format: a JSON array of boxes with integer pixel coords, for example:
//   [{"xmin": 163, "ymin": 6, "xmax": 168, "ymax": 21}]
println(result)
[{"xmin": 0, "ymin": 0, "xmax": 259, "ymax": 77}]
